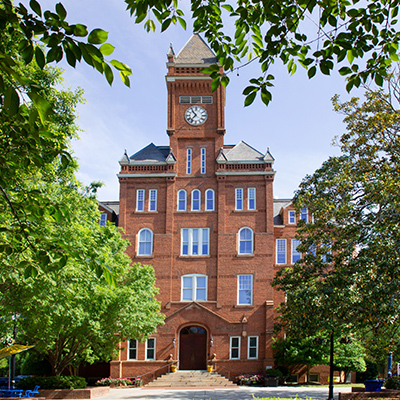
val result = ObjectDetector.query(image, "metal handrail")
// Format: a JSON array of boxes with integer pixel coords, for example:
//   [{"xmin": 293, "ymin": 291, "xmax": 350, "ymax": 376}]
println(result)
[{"xmin": 136, "ymin": 360, "xmax": 179, "ymax": 384}]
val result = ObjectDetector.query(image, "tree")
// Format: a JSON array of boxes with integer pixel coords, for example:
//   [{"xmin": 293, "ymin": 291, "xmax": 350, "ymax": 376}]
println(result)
[
  {"xmin": 2, "ymin": 0, "xmax": 400, "ymax": 107},
  {"xmin": 333, "ymin": 339, "xmax": 366, "ymax": 382},
  {"xmin": 272, "ymin": 78, "xmax": 400, "ymax": 357},
  {"xmin": 1, "ymin": 178, "xmax": 164, "ymax": 375}
]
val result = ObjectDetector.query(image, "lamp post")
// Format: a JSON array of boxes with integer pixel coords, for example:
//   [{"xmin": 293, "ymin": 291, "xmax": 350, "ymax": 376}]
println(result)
[
  {"xmin": 328, "ymin": 330, "xmax": 334, "ymax": 400},
  {"xmin": 10, "ymin": 314, "xmax": 19, "ymax": 388}
]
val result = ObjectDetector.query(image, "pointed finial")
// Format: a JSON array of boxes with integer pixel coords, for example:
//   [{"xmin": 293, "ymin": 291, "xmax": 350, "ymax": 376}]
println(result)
[{"xmin": 167, "ymin": 43, "xmax": 175, "ymax": 61}]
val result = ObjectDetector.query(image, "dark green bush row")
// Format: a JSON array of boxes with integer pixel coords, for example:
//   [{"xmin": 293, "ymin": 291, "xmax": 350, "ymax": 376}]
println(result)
[
  {"xmin": 385, "ymin": 377, "xmax": 400, "ymax": 390},
  {"xmin": 16, "ymin": 376, "xmax": 87, "ymax": 390}
]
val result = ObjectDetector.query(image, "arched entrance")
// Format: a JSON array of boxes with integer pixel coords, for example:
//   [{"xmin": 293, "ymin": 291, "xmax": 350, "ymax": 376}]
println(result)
[{"xmin": 179, "ymin": 326, "xmax": 207, "ymax": 370}]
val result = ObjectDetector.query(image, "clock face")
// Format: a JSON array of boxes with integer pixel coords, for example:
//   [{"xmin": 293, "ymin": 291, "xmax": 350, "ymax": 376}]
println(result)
[{"xmin": 185, "ymin": 106, "xmax": 208, "ymax": 126}]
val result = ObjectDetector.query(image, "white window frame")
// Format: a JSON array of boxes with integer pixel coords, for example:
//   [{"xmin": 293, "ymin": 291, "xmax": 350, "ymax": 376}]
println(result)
[
  {"xmin": 181, "ymin": 228, "xmax": 209, "ymax": 256},
  {"xmin": 128, "ymin": 339, "xmax": 138, "ymax": 360},
  {"xmin": 288, "ymin": 210, "xmax": 296, "ymax": 224},
  {"xmin": 230, "ymin": 336, "xmax": 241, "ymax": 360},
  {"xmin": 201, "ymin": 148, "xmax": 206, "ymax": 174},
  {"xmin": 191, "ymin": 189, "xmax": 201, "ymax": 211},
  {"xmin": 187, "ymin": 148, "xmax": 192, "ymax": 175},
  {"xmin": 205, "ymin": 189, "xmax": 215, "ymax": 211},
  {"xmin": 248, "ymin": 336, "xmax": 258, "ymax": 359},
  {"xmin": 181, "ymin": 274, "xmax": 208, "ymax": 301},
  {"xmin": 276, "ymin": 239, "xmax": 287, "ymax": 264},
  {"xmin": 300, "ymin": 207, "xmax": 308, "ymax": 222},
  {"xmin": 99, "ymin": 213, "xmax": 107, "ymax": 227},
  {"xmin": 238, "ymin": 227, "xmax": 254, "ymax": 255},
  {"xmin": 235, "ymin": 188, "xmax": 243, "ymax": 210},
  {"xmin": 137, "ymin": 228, "xmax": 153, "ymax": 256},
  {"xmin": 177, "ymin": 189, "xmax": 187, "ymax": 211},
  {"xmin": 146, "ymin": 338, "xmax": 156, "ymax": 360},
  {"xmin": 248, "ymin": 188, "xmax": 256, "ymax": 210},
  {"xmin": 291, "ymin": 239, "xmax": 301, "ymax": 264},
  {"xmin": 237, "ymin": 274, "xmax": 253, "ymax": 305},
  {"xmin": 136, "ymin": 189, "xmax": 145, "ymax": 212},
  {"xmin": 149, "ymin": 189, "xmax": 157, "ymax": 212}
]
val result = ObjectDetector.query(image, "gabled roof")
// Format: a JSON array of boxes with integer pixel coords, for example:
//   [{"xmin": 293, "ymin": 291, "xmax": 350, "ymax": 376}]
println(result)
[
  {"xmin": 175, "ymin": 34, "xmax": 218, "ymax": 64},
  {"xmin": 123, "ymin": 143, "xmax": 170, "ymax": 164},
  {"xmin": 273, "ymin": 198, "xmax": 293, "ymax": 225},
  {"xmin": 219, "ymin": 141, "xmax": 274, "ymax": 163}
]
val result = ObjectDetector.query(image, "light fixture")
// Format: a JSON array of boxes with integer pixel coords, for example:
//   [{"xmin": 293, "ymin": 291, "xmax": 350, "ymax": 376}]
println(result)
[
  {"xmin": 172, "ymin": 338, "xmax": 176, "ymax": 348},
  {"xmin": 210, "ymin": 337, "xmax": 213, "ymax": 347}
]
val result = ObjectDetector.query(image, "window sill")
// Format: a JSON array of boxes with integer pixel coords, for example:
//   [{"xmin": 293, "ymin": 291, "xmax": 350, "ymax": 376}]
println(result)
[
  {"xmin": 136, "ymin": 255, "xmax": 154, "ymax": 258},
  {"xmin": 233, "ymin": 210, "xmax": 258, "ymax": 213},
  {"xmin": 179, "ymin": 255, "xmax": 210, "ymax": 259},
  {"xmin": 236, "ymin": 254, "xmax": 254, "ymax": 258},
  {"xmin": 134, "ymin": 211, "xmax": 158, "ymax": 214},
  {"xmin": 234, "ymin": 305, "xmax": 254, "ymax": 309}
]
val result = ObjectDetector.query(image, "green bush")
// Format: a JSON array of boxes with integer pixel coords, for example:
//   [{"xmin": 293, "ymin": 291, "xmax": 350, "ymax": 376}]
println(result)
[
  {"xmin": 385, "ymin": 377, "xmax": 400, "ymax": 390},
  {"xmin": 16, "ymin": 376, "xmax": 87, "ymax": 390}
]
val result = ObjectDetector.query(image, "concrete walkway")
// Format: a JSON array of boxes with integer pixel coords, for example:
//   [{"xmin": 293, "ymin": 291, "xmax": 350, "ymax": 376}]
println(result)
[{"xmin": 98, "ymin": 385, "xmax": 352, "ymax": 400}]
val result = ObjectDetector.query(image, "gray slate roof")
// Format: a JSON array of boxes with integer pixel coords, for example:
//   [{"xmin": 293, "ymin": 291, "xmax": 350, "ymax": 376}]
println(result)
[
  {"xmin": 175, "ymin": 34, "xmax": 218, "ymax": 64},
  {"xmin": 219, "ymin": 141, "xmax": 274, "ymax": 163},
  {"xmin": 273, "ymin": 198, "xmax": 292, "ymax": 225},
  {"xmin": 128, "ymin": 143, "xmax": 170, "ymax": 163}
]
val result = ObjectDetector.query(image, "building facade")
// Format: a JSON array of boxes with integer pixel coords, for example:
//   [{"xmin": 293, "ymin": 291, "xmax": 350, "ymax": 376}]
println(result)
[{"xmin": 110, "ymin": 34, "xmax": 318, "ymax": 382}]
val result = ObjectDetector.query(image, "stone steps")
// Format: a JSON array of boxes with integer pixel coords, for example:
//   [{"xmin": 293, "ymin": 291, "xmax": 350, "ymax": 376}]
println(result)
[{"xmin": 146, "ymin": 370, "xmax": 236, "ymax": 387}]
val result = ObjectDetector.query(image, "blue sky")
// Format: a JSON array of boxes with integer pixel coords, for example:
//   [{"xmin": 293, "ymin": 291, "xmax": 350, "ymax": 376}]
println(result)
[{"xmin": 36, "ymin": 0, "xmax": 366, "ymax": 201}]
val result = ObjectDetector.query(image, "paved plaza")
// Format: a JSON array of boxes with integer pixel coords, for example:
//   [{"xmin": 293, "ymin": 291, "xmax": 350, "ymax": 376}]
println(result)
[{"xmin": 98, "ymin": 385, "xmax": 352, "ymax": 400}]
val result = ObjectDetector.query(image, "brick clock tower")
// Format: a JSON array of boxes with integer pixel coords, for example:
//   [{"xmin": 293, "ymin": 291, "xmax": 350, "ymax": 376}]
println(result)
[{"xmin": 112, "ymin": 34, "xmax": 283, "ymax": 381}]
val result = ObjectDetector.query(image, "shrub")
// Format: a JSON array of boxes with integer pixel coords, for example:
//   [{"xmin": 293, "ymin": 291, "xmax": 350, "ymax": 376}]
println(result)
[
  {"xmin": 235, "ymin": 374, "xmax": 264, "ymax": 385},
  {"xmin": 16, "ymin": 376, "xmax": 87, "ymax": 390},
  {"xmin": 95, "ymin": 377, "xmax": 142, "ymax": 387},
  {"xmin": 385, "ymin": 377, "xmax": 400, "ymax": 390}
]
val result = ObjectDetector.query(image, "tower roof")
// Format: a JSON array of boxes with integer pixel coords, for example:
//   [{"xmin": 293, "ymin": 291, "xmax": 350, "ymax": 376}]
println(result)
[{"xmin": 175, "ymin": 34, "xmax": 218, "ymax": 64}]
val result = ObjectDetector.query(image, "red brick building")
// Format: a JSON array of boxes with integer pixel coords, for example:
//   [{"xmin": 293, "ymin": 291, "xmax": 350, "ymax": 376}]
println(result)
[{"xmin": 110, "ymin": 34, "xmax": 326, "ymax": 383}]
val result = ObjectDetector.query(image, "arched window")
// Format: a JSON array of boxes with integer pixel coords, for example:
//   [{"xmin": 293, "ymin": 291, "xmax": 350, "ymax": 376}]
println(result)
[
  {"xmin": 191, "ymin": 189, "xmax": 201, "ymax": 211},
  {"xmin": 205, "ymin": 189, "xmax": 214, "ymax": 211},
  {"xmin": 177, "ymin": 189, "xmax": 187, "ymax": 211},
  {"xmin": 238, "ymin": 227, "xmax": 253, "ymax": 255},
  {"xmin": 138, "ymin": 228, "xmax": 153, "ymax": 256}
]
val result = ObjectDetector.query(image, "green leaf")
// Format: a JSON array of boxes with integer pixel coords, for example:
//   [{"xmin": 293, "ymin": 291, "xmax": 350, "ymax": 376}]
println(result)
[
  {"xmin": 28, "ymin": 92, "xmax": 52, "ymax": 123},
  {"xmin": 211, "ymin": 78, "xmax": 220, "ymax": 92},
  {"xmin": 222, "ymin": 4, "xmax": 234, "ymax": 12},
  {"xmin": 103, "ymin": 62, "xmax": 114, "ymax": 85},
  {"xmin": 73, "ymin": 24, "xmax": 88, "ymax": 37},
  {"xmin": 110, "ymin": 59, "xmax": 132, "ymax": 74},
  {"xmin": 99, "ymin": 43, "xmax": 115, "ymax": 56},
  {"xmin": 308, "ymin": 65, "xmax": 317, "ymax": 78},
  {"xmin": 24, "ymin": 265, "xmax": 38, "ymax": 279},
  {"xmin": 35, "ymin": 47, "xmax": 46, "ymax": 69},
  {"xmin": 161, "ymin": 18, "xmax": 172, "ymax": 32},
  {"xmin": 244, "ymin": 91, "xmax": 257, "ymax": 107},
  {"xmin": 88, "ymin": 29, "xmax": 108, "ymax": 45},
  {"xmin": 221, "ymin": 75, "xmax": 230, "ymax": 88},
  {"xmin": 4, "ymin": 87, "xmax": 20, "ymax": 116},
  {"xmin": 30, "ymin": 0, "xmax": 42, "ymax": 16},
  {"xmin": 177, "ymin": 16, "xmax": 186, "ymax": 30},
  {"xmin": 55, "ymin": 3, "xmax": 67, "ymax": 20},
  {"xmin": 374, "ymin": 73, "xmax": 384, "ymax": 86},
  {"xmin": 120, "ymin": 71, "xmax": 130, "ymax": 87},
  {"xmin": 243, "ymin": 85, "xmax": 257, "ymax": 95},
  {"xmin": 347, "ymin": 49, "xmax": 354, "ymax": 64}
]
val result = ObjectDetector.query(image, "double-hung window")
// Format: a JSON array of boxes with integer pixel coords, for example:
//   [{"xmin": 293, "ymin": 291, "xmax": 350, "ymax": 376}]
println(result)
[
  {"xmin": 99, "ymin": 213, "xmax": 107, "ymax": 227},
  {"xmin": 235, "ymin": 188, "xmax": 243, "ymax": 210},
  {"xmin": 248, "ymin": 336, "xmax": 258, "ymax": 359},
  {"xmin": 136, "ymin": 189, "xmax": 145, "ymax": 212},
  {"xmin": 181, "ymin": 228, "xmax": 209, "ymax": 256},
  {"xmin": 288, "ymin": 210, "xmax": 296, "ymax": 224},
  {"xmin": 191, "ymin": 189, "xmax": 201, "ymax": 211},
  {"xmin": 300, "ymin": 207, "xmax": 308, "ymax": 222},
  {"xmin": 187, "ymin": 148, "xmax": 192, "ymax": 174},
  {"xmin": 138, "ymin": 228, "xmax": 153, "ymax": 256},
  {"xmin": 276, "ymin": 239, "xmax": 286, "ymax": 264},
  {"xmin": 239, "ymin": 227, "xmax": 253, "ymax": 255},
  {"xmin": 230, "ymin": 337, "xmax": 240, "ymax": 359},
  {"xmin": 128, "ymin": 340, "xmax": 137, "ymax": 360},
  {"xmin": 149, "ymin": 189, "xmax": 157, "ymax": 211},
  {"xmin": 146, "ymin": 338, "xmax": 156, "ymax": 360},
  {"xmin": 201, "ymin": 148, "xmax": 206, "ymax": 174},
  {"xmin": 177, "ymin": 190, "xmax": 187, "ymax": 211},
  {"xmin": 181, "ymin": 274, "xmax": 207, "ymax": 301},
  {"xmin": 237, "ymin": 274, "xmax": 253, "ymax": 305},
  {"xmin": 291, "ymin": 239, "xmax": 301, "ymax": 264},
  {"xmin": 248, "ymin": 188, "xmax": 256, "ymax": 210},
  {"xmin": 205, "ymin": 189, "xmax": 214, "ymax": 211}
]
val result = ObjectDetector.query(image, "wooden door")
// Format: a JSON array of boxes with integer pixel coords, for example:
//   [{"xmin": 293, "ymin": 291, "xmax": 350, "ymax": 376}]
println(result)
[{"xmin": 179, "ymin": 326, "xmax": 207, "ymax": 370}]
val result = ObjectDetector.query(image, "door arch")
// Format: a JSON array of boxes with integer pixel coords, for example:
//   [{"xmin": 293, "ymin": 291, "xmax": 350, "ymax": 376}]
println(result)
[{"xmin": 179, "ymin": 326, "xmax": 207, "ymax": 370}]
